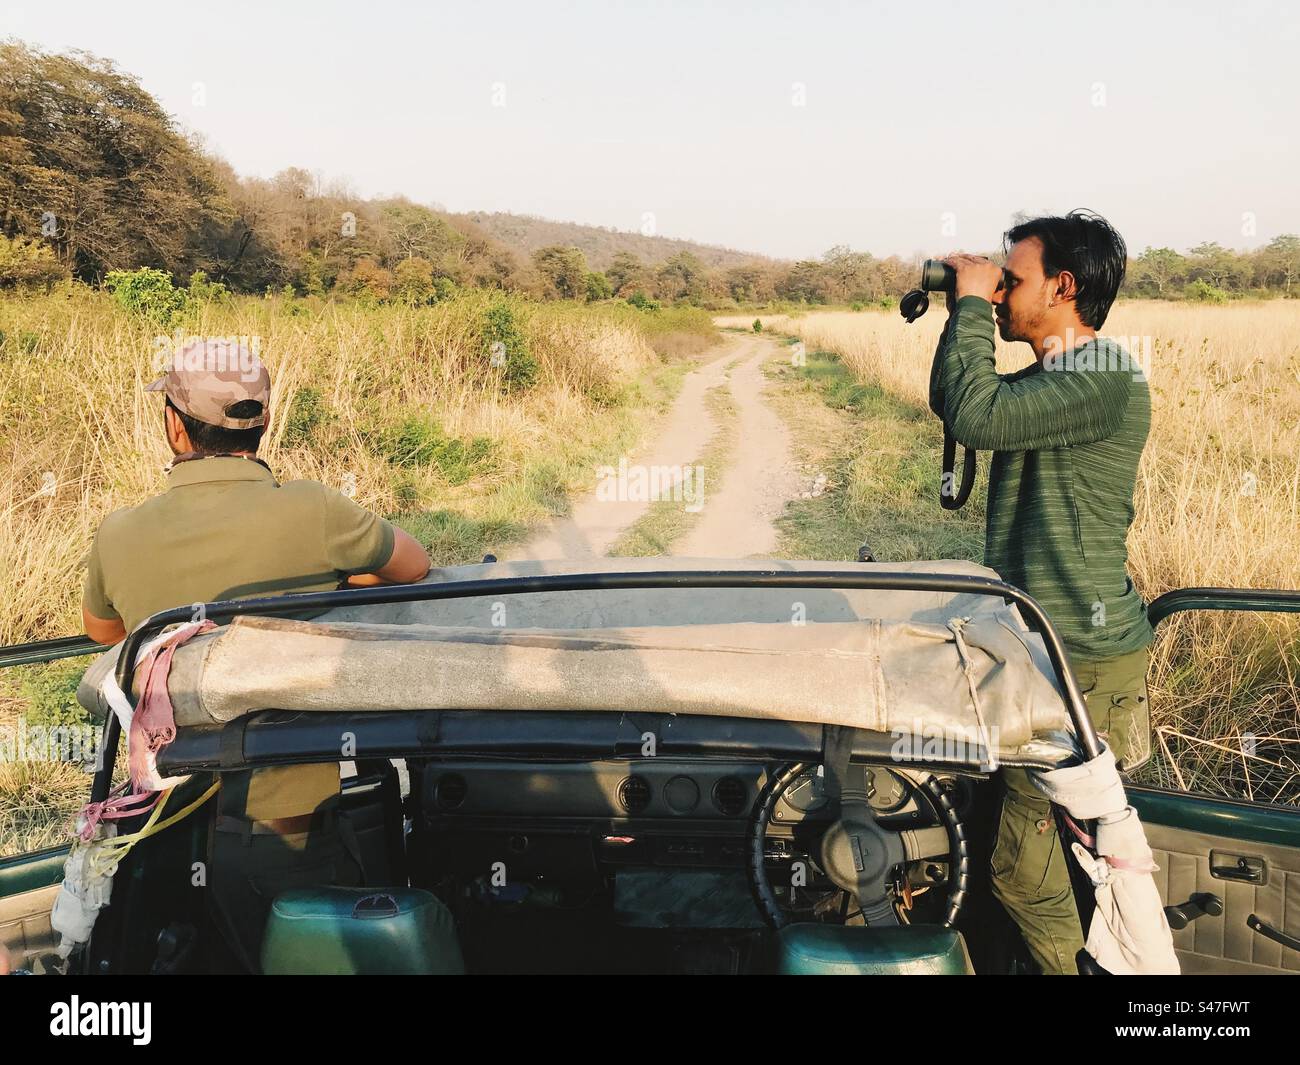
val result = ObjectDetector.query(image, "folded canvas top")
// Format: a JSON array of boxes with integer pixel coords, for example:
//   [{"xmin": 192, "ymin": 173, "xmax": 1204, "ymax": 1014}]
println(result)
[{"xmin": 77, "ymin": 558, "xmax": 1078, "ymax": 764}]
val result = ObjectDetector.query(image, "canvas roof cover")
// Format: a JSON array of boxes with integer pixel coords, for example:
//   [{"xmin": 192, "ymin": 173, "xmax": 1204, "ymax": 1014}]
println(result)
[{"xmin": 79, "ymin": 559, "xmax": 1080, "ymax": 766}]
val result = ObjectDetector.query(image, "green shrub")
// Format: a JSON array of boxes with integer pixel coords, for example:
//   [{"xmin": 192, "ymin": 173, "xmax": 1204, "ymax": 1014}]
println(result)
[
  {"xmin": 375, "ymin": 416, "xmax": 497, "ymax": 484},
  {"xmin": 752, "ymin": 318, "xmax": 763, "ymax": 332},
  {"xmin": 626, "ymin": 291, "xmax": 660, "ymax": 311},
  {"xmin": 186, "ymin": 270, "xmax": 228, "ymax": 303},
  {"xmin": 104, "ymin": 268, "xmax": 188, "ymax": 325},
  {"xmin": 17, "ymin": 660, "xmax": 93, "ymax": 731},
  {"xmin": 393, "ymin": 257, "xmax": 436, "ymax": 305},
  {"xmin": 585, "ymin": 271, "xmax": 613, "ymax": 302},
  {"xmin": 282, "ymin": 386, "xmax": 330, "ymax": 447},
  {"xmin": 1185, "ymin": 279, "xmax": 1230, "ymax": 304},
  {"xmin": 482, "ymin": 299, "xmax": 537, "ymax": 391}
]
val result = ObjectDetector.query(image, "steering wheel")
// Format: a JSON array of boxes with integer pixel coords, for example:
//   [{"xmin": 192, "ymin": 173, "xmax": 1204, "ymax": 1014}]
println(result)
[{"xmin": 747, "ymin": 762, "xmax": 969, "ymax": 929}]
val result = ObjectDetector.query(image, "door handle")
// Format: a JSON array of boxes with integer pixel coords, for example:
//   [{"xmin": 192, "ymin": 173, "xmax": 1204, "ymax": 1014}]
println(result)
[
  {"xmin": 1247, "ymin": 914, "xmax": 1300, "ymax": 953},
  {"xmin": 1210, "ymin": 853, "xmax": 1266, "ymax": 884}
]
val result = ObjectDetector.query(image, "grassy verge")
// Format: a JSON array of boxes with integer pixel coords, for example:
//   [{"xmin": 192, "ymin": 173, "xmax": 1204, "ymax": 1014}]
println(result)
[
  {"xmin": 608, "ymin": 384, "xmax": 738, "ymax": 556},
  {"xmin": 766, "ymin": 342, "xmax": 984, "ymax": 563}
]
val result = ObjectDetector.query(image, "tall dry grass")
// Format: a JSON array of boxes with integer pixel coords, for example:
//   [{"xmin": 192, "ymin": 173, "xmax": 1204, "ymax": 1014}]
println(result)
[
  {"xmin": 759, "ymin": 301, "xmax": 1300, "ymax": 802},
  {"xmin": 0, "ymin": 288, "xmax": 666, "ymax": 646}
]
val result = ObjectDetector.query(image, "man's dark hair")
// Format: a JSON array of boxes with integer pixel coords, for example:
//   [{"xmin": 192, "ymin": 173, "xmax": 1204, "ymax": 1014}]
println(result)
[
  {"xmin": 166, "ymin": 397, "xmax": 265, "ymax": 454},
  {"xmin": 1003, "ymin": 209, "xmax": 1127, "ymax": 329}
]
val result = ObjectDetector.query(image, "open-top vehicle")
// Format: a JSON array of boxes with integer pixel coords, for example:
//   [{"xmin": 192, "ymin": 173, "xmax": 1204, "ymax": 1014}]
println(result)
[{"xmin": 3, "ymin": 558, "xmax": 1299, "ymax": 975}]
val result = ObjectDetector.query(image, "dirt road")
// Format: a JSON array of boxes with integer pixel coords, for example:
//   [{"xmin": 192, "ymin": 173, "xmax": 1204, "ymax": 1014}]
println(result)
[{"xmin": 510, "ymin": 333, "xmax": 804, "ymax": 561}]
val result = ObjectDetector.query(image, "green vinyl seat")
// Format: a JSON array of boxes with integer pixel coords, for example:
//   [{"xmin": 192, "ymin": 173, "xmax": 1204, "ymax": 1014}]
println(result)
[
  {"xmin": 774, "ymin": 924, "xmax": 974, "ymax": 975},
  {"xmin": 261, "ymin": 887, "xmax": 465, "ymax": 975}
]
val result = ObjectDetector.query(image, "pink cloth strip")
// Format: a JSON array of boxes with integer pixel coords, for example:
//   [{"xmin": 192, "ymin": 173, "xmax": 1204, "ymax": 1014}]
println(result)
[
  {"xmin": 129, "ymin": 621, "xmax": 216, "ymax": 792},
  {"xmin": 1062, "ymin": 811, "xmax": 1157, "ymax": 874},
  {"xmin": 72, "ymin": 620, "xmax": 216, "ymax": 841},
  {"xmin": 75, "ymin": 782, "xmax": 160, "ymax": 842}
]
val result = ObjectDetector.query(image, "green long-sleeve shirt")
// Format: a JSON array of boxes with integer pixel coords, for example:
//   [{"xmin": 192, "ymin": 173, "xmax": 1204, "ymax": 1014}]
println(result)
[{"xmin": 929, "ymin": 296, "xmax": 1154, "ymax": 660}]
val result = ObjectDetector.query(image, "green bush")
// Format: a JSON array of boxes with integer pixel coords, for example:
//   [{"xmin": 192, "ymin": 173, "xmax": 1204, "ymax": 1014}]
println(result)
[
  {"xmin": 282, "ymin": 386, "xmax": 330, "ymax": 447},
  {"xmin": 375, "ymin": 416, "xmax": 497, "ymax": 484},
  {"xmin": 187, "ymin": 270, "xmax": 229, "ymax": 303},
  {"xmin": 482, "ymin": 299, "xmax": 537, "ymax": 391},
  {"xmin": 104, "ymin": 268, "xmax": 188, "ymax": 324},
  {"xmin": 1185, "ymin": 279, "xmax": 1230, "ymax": 304},
  {"xmin": 752, "ymin": 318, "xmax": 763, "ymax": 332},
  {"xmin": 584, "ymin": 271, "xmax": 613, "ymax": 302},
  {"xmin": 17, "ymin": 660, "xmax": 93, "ymax": 731},
  {"xmin": 393, "ymin": 257, "xmax": 436, "ymax": 305},
  {"xmin": 626, "ymin": 291, "xmax": 660, "ymax": 311}
]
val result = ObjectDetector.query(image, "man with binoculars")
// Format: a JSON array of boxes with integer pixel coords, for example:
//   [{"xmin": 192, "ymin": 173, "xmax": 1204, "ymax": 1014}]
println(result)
[{"xmin": 928, "ymin": 210, "xmax": 1153, "ymax": 974}]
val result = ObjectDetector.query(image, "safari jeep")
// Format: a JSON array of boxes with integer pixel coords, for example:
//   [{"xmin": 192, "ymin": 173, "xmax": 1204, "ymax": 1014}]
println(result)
[{"xmin": 2, "ymin": 559, "xmax": 1298, "ymax": 975}]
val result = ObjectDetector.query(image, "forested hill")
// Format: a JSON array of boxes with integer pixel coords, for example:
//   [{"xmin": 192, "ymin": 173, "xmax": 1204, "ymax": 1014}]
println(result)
[{"xmin": 456, "ymin": 212, "xmax": 769, "ymax": 271}]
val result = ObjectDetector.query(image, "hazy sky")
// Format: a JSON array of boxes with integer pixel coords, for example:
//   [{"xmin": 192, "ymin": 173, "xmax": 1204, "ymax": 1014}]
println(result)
[{"xmin": 5, "ymin": 0, "xmax": 1297, "ymax": 260}]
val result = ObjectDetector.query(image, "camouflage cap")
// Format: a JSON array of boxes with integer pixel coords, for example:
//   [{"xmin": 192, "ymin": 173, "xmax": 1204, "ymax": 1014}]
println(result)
[{"xmin": 146, "ymin": 337, "xmax": 270, "ymax": 429}]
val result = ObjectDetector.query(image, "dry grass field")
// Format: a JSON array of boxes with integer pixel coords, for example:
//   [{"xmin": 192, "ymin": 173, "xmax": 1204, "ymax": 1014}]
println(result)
[
  {"xmin": 0, "ymin": 291, "xmax": 715, "ymax": 644},
  {"xmin": 731, "ymin": 301, "xmax": 1300, "ymax": 803}
]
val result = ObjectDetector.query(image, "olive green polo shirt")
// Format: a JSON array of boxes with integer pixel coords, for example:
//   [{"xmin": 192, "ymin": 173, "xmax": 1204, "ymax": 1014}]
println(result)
[
  {"xmin": 82, "ymin": 455, "xmax": 398, "ymax": 820},
  {"xmin": 84, "ymin": 456, "xmax": 395, "ymax": 629}
]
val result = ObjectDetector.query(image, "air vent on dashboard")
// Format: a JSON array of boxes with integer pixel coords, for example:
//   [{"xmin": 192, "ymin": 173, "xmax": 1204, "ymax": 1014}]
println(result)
[
  {"xmin": 435, "ymin": 772, "xmax": 468, "ymax": 810},
  {"xmin": 619, "ymin": 775, "xmax": 652, "ymax": 814},
  {"xmin": 712, "ymin": 776, "xmax": 748, "ymax": 817}
]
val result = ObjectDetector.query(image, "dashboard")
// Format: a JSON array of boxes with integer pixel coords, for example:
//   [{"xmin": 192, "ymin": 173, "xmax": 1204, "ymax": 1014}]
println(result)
[
  {"xmin": 417, "ymin": 758, "xmax": 941, "ymax": 826},
  {"xmin": 408, "ymin": 758, "xmax": 971, "ymax": 931}
]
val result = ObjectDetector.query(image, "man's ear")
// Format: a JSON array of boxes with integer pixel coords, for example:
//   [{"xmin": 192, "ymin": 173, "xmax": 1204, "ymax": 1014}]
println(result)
[
  {"xmin": 1053, "ymin": 270, "xmax": 1079, "ymax": 305},
  {"xmin": 164, "ymin": 405, "xmax": 191, "ymax": 452}
]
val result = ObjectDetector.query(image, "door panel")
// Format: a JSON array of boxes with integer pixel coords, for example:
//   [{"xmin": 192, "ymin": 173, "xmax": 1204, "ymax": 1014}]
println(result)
[
  {"xmin": 1, "ymin": 635, "xmax": 99, "ymax": 970},
  {"xmin": 1138, "ymin": 806, "xmax": 1300, "ymax": 972},
  {"xmin": 1133, "ymin": 787, "xmax": 1300, "ymax": 974},
  {"xmin": 0, "ymin": 845, "xmax": 68, "ymax": 968},
  {"xmin": 1131, "ymin": 588, "xmax": 1300, "ymax": 975}
]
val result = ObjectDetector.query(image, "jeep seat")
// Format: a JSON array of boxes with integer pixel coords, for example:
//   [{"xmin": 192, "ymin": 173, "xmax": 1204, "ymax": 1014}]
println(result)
[
  {"xmin": 260, "ymin": 887, "xmax": 465, "ymax": 975},
  {"xmin": 774, "ymin": 924, "xmax": 974, "ymax": 975}
]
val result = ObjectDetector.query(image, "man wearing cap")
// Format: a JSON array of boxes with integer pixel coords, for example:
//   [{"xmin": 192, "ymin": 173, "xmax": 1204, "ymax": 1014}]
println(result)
[{"xmin": 81, "ymin": 338, "xmax": 431, "ymax": 971}]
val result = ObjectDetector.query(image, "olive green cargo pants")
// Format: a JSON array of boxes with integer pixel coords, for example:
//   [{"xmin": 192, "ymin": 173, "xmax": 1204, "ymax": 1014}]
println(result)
[{"xmin": 990, "ymin": 647, "xmax": 1151, "ymax": 975}]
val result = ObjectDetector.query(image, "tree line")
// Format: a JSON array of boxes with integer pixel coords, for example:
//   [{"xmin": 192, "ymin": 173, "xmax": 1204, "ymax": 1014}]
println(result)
[{"xmin": 1, "ymin": 42, "xmax": 1296, "ymax": 308}]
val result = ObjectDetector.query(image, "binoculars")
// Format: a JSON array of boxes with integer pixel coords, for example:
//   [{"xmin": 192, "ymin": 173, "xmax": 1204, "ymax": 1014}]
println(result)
[
  {"xmin": 898, "ymin": 258, "xmax": 983, "ymax": 511},
  {"xmin": 902, "ymin": 259, "xmax": 1007, "ymax": 321},
  {"xmin": 900, "ymin": 260, "xmax": 952, "ymax": 324},
  {"xmin": 919, "ymin": 259, "xmax": 957, "ymax": 293}
]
